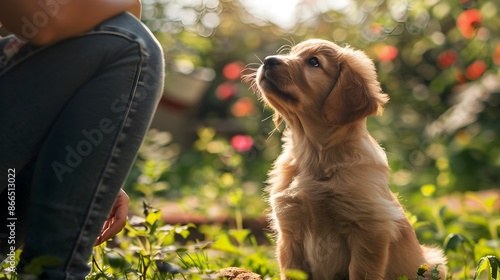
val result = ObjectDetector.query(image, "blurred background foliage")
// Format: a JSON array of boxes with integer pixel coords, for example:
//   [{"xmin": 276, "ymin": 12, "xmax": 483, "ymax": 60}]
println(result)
[
  {"xmin": 129, "ymin": 0, "xmax": 500, "ymax": 212},
  {"xmin": 120, "ymin": 0, "xmax": 500, "ymax": 276}
]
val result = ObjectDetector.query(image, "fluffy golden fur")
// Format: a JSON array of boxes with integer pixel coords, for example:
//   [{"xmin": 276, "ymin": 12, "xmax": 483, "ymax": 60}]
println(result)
[{"xmin": 243, "ymin": 39, "xmax": 447, "ymax": 279}]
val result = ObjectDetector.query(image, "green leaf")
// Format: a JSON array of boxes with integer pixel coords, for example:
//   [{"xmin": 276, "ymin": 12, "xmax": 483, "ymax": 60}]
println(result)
[
  {"xmin": 431, "ymin": 264, "xmax": 443, "ymax": 280},
  {"xmin": 211, "ymin": 234, "xmax": 240, "ymax": 254},
  {"xmin": 474, "ymin": 256, "xmax": 491, "ymax": 280},
  {"xmin": 175, "ymin": 227, "xmax": 191, "ymax": 239},
  {"xmin": 444, "ymin": 233, "xmax": 474, "ymax": 253},
  {"xmin": 492, "ymin": 256, "xmax": 500, "ymax": 279},
  {"xmin": 229, "ymin": 229, "xmax": 251, "ymax": 245},
  {"xmin": 474, "ymin": 255, "xmax": 500, "ymax": 280},
  {"xmin": 146, "ymin": 210, "xmax": 163, "ymax": 226}
]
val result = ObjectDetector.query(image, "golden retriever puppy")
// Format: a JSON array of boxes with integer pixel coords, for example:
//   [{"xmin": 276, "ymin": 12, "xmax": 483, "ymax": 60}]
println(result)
[{"xmin": 243, "ymin": 39, "xmax": 447, "ymax": 279}]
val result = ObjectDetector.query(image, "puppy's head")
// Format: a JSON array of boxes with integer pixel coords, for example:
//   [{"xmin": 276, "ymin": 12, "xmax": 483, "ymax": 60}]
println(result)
[{"xmin": 244, "ymin": 39, "xmax": 388, "ymax": 128}]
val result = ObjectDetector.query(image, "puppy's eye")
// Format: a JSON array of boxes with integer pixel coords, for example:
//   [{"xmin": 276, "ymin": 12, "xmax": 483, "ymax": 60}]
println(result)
[{"xmin": 308, "ymin": 57, "xmax": 320, "ymax": 67}]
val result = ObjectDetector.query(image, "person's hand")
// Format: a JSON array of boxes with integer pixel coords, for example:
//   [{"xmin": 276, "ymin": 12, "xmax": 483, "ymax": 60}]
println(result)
[{"xmin": 95, "ymin": 189, "xmax": 130, "ymax": 246}]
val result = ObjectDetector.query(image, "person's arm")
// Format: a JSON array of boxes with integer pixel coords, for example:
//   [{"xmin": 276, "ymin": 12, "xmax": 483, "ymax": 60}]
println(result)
[
  {"xmin": 127, "ymin": 1, "xmax": 142, "ymax": 19},
  {"xmin": 0, "ymin": 0, "xmax": 141, "ymax": 46}
]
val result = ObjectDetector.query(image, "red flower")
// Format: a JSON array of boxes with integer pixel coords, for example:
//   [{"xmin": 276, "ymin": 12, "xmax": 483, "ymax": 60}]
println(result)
[
  {"xmin": 465, "ymin": 60, "xmax": 487, "ymax": 80},
  {"xmin": 223, "ymin": 61, "xmax": 245, "ymax": 80},
  {"xmin": 231, "ymin": 97, "xmax": 255, "ymax": 117},
  {"xmin": 377, "ymin": 45, "xmax": 398, "ymax": 62},
  {"xmin": 216, "ymin": 83, "xmax": 236, "ymax": 100},
  {"xmin": 437, "ymin": 50, "xmax": 458, "ymax": 68},
  {"xmin": 457, "ymin": 9, "xmax": 482, "ymax": 38},
  {"xmin": 230, "ymin": 135, "xmax": 254, "ymax": 152}
]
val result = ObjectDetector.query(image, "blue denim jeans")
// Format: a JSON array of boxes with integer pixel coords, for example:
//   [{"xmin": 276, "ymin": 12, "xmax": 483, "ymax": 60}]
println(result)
[{"xmin": 0, "ymin": 12, "xmax": 164, "ymax": 279}]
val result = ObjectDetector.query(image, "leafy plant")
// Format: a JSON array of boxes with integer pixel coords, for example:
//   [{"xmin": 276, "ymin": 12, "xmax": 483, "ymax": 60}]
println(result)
[{"xmin": 474, "ymin": 255, "xmax": 500, "ymax": 280}]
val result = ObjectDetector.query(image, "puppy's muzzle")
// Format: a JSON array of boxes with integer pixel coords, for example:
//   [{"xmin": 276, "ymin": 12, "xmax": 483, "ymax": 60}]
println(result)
[
  {"xmin": 264, "ymin": 56, "xmax": 281, "ymax": 70},
  {"xmin": 262, "ymin": 56, "xmax": 282, "ymax": 81},
  {"xmin": 258, "ymin": 55, "xmax": 297, "ymax": 103}
]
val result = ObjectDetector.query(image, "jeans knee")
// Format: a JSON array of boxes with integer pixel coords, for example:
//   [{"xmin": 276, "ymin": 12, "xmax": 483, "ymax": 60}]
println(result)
[{"xmin": 95, "ymin": 13, "xmax": 165, "ymax": 100}]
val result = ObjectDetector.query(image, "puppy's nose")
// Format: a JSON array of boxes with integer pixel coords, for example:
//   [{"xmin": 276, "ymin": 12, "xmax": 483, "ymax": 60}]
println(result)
[{"xmin": 264, "ymin": 56, "xmax": 281, "ymax": 69}]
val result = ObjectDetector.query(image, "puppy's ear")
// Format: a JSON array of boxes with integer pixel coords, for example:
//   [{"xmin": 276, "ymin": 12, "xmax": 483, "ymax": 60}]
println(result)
[{"xmin": 322, "ymin": 54, "xmax": 388, "ymax": 126}]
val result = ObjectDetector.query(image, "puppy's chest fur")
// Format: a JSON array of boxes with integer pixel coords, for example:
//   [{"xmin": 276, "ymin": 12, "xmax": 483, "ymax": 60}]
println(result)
[
  {"xmin": 267, "ymin": 155, "xmax": 357, "ymax": 276},
  {"xmin": 268, "ymin": 156, "xmax": 365, "ymax": 236},
  {"xmin": 267, "ymin": 133, "xmax": 396, "ymax": 229},
  {"xmin": 267, "ymin": 132, "xmax": 403, "ymax": 273}
]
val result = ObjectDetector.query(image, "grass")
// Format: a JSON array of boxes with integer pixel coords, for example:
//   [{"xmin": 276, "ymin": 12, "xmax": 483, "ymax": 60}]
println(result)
[
  {"xmin": 1, "ymin": 129, "xmax": 499, "ymax": 279},
  {"xmin": 2, "ymin": 195, "xmax": 498, "ymax": 280},
  {"xmin": 86, "ymin": 199, "xmax": 498, "ymax": 280}
]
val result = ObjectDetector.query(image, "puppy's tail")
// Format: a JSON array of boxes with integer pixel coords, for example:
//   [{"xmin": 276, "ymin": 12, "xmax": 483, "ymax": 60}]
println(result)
[{"xmin": 422, "ymin": 245, "xmax": 447, "ymax": 279}]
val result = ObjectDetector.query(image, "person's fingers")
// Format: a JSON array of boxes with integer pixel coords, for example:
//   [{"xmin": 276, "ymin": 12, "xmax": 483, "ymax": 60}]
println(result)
[
  {"xmin": 94, "ymin": 232, "xmax": 106, "ymax": 246},
  {"xmin": 107, "ymin": 204, "xmax": 128, "ymax": 235},
  {"xmin": 94, "ymin": 190, "xmax": 130, "ymax": 246}
]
